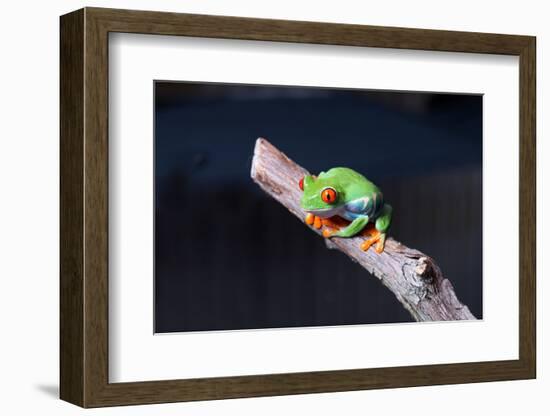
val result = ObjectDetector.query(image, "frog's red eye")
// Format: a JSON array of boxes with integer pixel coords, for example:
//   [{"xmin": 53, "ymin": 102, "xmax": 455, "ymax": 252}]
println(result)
[
  {"xmin": 299, "ymin": 177, "xmax": 304, "ymax": 191},
  {"xmin": 321, "ymin": 187, "xmax": 337, "ymax": 204}
]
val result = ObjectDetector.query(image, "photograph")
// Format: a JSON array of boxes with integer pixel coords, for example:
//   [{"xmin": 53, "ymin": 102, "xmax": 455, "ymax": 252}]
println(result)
[{"xmin": 154, "ymin": 81, "xmax": 483, "ymax": 333}]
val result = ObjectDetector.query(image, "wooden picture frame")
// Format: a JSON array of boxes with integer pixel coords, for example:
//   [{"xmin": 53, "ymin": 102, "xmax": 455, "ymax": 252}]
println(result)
[{"xmin": 60, "ymin": 7, "xmax": 536, "ymax": 408}]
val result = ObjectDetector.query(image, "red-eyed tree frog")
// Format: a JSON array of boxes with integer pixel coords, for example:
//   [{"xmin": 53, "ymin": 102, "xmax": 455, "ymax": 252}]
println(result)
[{"xmin": 299, "ymin": 167, "xmax": 392, "ymax": 253}]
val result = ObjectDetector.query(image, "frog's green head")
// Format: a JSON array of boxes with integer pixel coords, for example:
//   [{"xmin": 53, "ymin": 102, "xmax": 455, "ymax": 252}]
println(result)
[{"xmin": 299, "ymin": 173, "xmax": 344, "ymax": 218}]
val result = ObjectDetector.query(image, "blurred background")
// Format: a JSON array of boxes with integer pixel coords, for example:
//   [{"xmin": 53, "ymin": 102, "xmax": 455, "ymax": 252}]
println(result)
[{"xmin": 154, "ymin": 82, "xmax": 482, "ymax": 333}]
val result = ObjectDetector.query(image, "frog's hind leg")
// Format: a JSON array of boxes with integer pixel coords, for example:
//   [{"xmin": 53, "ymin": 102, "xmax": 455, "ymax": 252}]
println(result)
[{"xmin": 361, "ymin": 204, "xmax": 392, "ymax": 253}]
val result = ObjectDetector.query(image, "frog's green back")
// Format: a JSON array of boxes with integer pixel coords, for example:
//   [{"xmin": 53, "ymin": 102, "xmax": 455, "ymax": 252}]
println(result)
[{"xmin": 320, "ymin": 167, "xmax": 380, "ymax": 200}]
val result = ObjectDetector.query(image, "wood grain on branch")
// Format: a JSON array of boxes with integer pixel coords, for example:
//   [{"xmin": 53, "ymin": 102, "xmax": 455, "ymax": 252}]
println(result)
[{"xmin": 251, "ymin": 138, "xmax": 476, "ymax": 322}]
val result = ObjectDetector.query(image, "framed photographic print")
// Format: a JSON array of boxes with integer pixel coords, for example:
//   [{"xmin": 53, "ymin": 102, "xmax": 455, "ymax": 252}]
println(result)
[{"xmin": 60, "ymin": 7, "xmax": 536, "ymax": 408}]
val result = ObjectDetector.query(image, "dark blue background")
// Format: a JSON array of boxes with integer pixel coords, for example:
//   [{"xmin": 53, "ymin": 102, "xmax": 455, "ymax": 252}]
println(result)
[{"xmin": 155, "ymin": 82, "xmax": 482, "ymax": 332}]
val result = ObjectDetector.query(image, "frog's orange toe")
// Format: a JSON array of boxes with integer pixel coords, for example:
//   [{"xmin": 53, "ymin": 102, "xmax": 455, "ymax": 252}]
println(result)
[
  {"xmin": 313, "ymin": 215, "xmax": 323, "ymax": 229},
  {"xmin": 322, "ymin": 229, "xmax": 334, "ymax": 238},
  {"xmin": 361, "ymin": 239, "xmax": 376, "ymax": 251},
  {"xmin": 375, "ymin": 234, "xmax": 386, "ymax": 254},
  {"xmin": 305, "ymin": 213, "xmax": 315, "ymax": 225}
]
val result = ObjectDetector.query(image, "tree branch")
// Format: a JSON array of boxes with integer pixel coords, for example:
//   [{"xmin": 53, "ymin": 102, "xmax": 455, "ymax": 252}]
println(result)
[{"xmin": 251, "ymin": 137, "xmax": 476, "ymax": 322}]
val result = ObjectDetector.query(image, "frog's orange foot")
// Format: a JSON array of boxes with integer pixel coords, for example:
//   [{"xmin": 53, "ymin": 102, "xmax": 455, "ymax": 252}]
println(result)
[
  {"xmin": 361, "ymin": 229, "xmax": 386, "ymax": 254},
  {"xmin": 305, "ymin": 213, "xmax": 324, "ymax": 229}
]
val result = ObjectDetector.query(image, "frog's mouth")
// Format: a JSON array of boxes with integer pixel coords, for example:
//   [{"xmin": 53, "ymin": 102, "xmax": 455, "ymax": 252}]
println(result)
[{"xmin": 305, "ymin": 206, "xmax": 342, "ymax": 218}]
